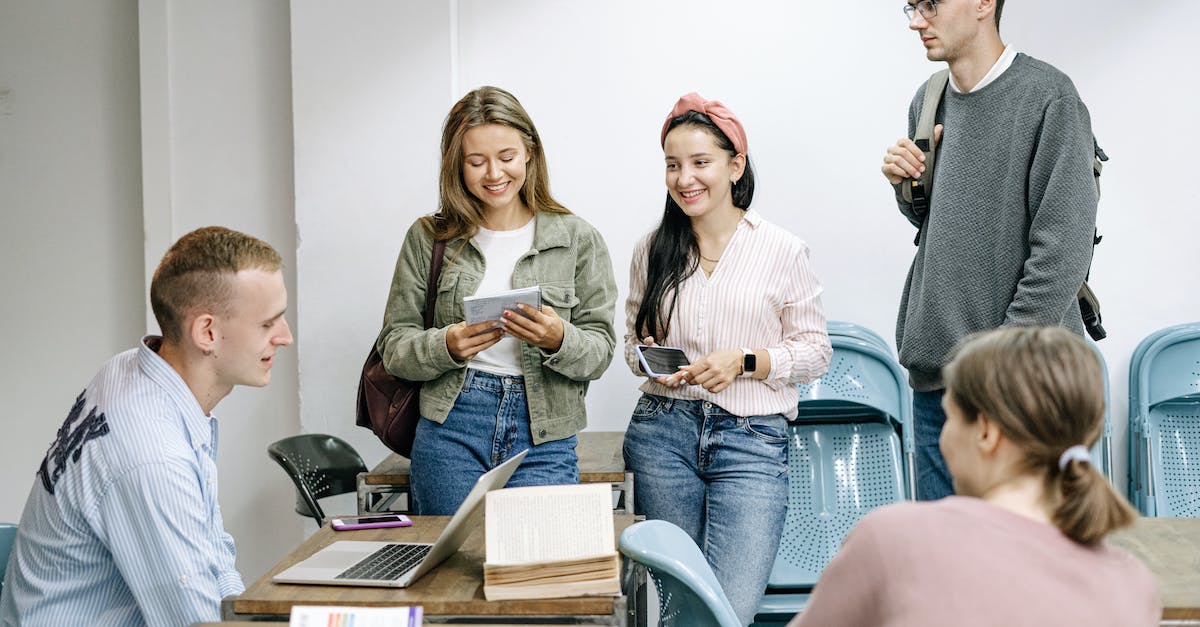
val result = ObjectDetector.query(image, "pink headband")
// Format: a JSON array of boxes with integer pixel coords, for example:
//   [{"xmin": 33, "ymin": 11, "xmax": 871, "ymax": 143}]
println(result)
[{"xmin": 660, "ymin": 92, "xmax": 748, "ymax": 155}]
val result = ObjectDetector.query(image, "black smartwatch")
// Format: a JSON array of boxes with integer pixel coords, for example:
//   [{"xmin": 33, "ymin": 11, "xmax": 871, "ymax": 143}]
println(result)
[{"xmin": 741, "ymin": 348, "xmax": 757, "ymax": 376}]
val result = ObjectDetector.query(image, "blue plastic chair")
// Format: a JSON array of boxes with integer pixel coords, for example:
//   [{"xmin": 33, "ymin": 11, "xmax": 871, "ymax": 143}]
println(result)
[
  {"xmin": 1129, "ymin": 325, "xmax": 1200, "ymax": 516},
  {"xmin": 826, "ymin": 320, "xmax": 890, "ymax": 353},
  {"xmin": 794, "ymin": 335, "xmax": 914, "ymax": 496},
  {"xmin": 619, "ymin": 520, "xmax": 741, "ymax": 627},
  {"xmin": 755, "ymin": 327, "xmax": 911, "ymax": 626},
  {"xmin": 1088, "ymin": 342, "xmax": 1113, "ymax": 484},
  {"xmin": 1128, "ymin": 323, "xmax": 1200, "ymax": 511},
  {"xmin": 1, "ymin": 523, "xmax": 17, "ymax": 598}
]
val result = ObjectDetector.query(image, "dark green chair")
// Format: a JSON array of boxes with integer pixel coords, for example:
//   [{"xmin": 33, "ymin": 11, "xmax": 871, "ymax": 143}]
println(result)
[{"xmin": 268, "ymin": 434, "xmax": 367, "ymax": 525}]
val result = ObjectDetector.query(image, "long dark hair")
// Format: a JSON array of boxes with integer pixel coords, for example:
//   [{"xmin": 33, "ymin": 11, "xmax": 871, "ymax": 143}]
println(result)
[{"xmin": 634, "ymin": 111, "xmax": 756, "ymax": 341}]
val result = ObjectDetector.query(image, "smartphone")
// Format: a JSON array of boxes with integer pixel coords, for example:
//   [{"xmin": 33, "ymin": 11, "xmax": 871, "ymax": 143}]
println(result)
[
  {"xmin": 635, "ymin": 345, "xmax": 692, "ymax": 378},
  {"xmin": 330, "ymin": 514, "xmax": 413, "ymax": 531}
]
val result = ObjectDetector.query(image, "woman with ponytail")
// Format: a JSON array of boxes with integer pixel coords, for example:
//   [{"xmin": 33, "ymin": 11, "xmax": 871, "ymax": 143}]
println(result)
[
  {"xmin": 789, "ymin": 326, "xmax": 1159, "ymax": 627},
  {"xmin": 623, "ymin": 93, "xmax": 831, "ymax": 625}
]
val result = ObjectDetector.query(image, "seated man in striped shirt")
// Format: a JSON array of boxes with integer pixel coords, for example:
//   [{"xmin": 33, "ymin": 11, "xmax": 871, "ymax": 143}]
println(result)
[{"xmin": 0, "ymin": 226, "xmax": 293, "ymax": 627}]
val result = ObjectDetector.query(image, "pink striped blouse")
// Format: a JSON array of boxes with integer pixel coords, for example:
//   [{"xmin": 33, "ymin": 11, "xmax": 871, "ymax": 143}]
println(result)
[{"xmin": 623, "ymin": 209, "xmax": 832, "ymax": 419}]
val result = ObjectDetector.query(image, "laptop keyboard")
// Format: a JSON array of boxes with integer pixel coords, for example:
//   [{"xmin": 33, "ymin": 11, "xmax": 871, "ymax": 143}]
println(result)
[{"xmin": 335, "ymin": 543, "xmax": 433, "ymax": 581}]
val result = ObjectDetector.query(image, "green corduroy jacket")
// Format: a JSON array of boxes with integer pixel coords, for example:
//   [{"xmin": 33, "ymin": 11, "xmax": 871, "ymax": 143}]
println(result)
[{"xmin": 377, "ymin": 211, "xmax": 618, "ymax": 444}]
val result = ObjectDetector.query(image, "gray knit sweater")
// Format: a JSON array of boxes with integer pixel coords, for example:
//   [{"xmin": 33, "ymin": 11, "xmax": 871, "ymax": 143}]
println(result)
[{"xmin": 895, "ymin": 53, "xmax": 1098, "ymax": 391}]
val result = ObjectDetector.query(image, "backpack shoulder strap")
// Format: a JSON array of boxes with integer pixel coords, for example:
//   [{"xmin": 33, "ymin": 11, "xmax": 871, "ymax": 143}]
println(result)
[{"xmin": 901, "ymin": 69, "xmax": 950, "ymax": 207}]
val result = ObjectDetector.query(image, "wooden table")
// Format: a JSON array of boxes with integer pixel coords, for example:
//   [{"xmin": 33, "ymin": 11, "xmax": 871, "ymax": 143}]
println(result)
[
  {"xmin": 222, "ymin": 515, "xmax": 644, "ymax": 625},
  {"xmin": 358, "ymin": 431, "xmax": 634, "ymax": 515},
  {"xmin": 1110, "ymin": 516, "xmax": 1200, "ymax": 625}
]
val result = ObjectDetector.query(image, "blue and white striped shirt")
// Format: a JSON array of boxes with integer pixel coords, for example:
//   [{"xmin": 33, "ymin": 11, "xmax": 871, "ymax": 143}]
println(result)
[{"xmin": 0, "ymin": 337, "xmax": 243, "ymax": 626}]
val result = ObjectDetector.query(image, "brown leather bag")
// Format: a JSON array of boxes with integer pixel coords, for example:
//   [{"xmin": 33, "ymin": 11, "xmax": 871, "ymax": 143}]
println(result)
[{"xmin": 356, "ymin": 239, "xmax": 447, "ymax": 457}]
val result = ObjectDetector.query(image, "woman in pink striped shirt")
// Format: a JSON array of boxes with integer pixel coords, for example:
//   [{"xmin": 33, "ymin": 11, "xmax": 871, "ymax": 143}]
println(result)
[{"xmin": 622, "ymin": 93, "xmax": 832, "ymax": 625}]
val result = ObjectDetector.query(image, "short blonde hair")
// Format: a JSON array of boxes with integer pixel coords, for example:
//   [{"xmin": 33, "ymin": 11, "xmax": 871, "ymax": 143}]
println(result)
[
  {"xmin": 150, "ymin": 226, "xmax": 282, "ymax": 343},
  {"xmin": 944, "ymin": 327, "xmax": 1135, "ymax": 545}
]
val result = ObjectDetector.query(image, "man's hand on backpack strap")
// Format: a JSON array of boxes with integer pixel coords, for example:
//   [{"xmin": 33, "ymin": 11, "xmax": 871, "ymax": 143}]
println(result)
[{"xmin": 881, "ymin": 124, "xmax": 943, "ymax": 185}]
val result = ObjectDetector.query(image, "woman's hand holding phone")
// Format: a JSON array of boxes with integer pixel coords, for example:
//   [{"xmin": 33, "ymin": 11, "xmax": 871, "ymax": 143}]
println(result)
[{"xmin": 679, "ymin": 349, "xmax": 743, "ymax": 394}]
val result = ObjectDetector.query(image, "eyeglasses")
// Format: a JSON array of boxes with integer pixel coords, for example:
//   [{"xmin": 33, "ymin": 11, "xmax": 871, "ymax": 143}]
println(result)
[{"xmin": 903, "ymin": 0, "xmax": 937, "ymax": 21}]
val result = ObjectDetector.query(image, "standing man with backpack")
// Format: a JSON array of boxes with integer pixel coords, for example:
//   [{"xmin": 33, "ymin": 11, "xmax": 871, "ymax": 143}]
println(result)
[{"xmin": 881, "ymin": 0, "xmax": 1101, "ymax": 500}]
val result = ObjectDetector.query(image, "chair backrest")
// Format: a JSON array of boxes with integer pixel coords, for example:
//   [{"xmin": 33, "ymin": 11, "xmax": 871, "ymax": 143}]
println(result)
[
  {"xmin": 1131, "ymin": 326, "xmax": 1200, "ymax": 517},
  {"xmin": 768, "ymin": 422, "xmax": 904, "ymax": 590},
  {"xmin": 618, "ymin": 520, "xmax": 741, "ymax": 627},
  {"xmin": 796, "ymin": 334, "xmax": 914, "ymax": 495},
  {"xmin": 267, "ymin": 434, "xmax": 367, "ymax": 525},
  {"xmin": 826, "ymin": 320, "xmax": 890, "ymax": 353},
  {"xmin": 1, "ymin": 522, "xmax": 17, "ymax": 597}
]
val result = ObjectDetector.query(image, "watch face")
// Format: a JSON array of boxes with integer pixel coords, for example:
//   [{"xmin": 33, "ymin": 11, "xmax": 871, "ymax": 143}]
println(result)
[{"xmin": 744, "ymin": 353, "xmax": 757, "ymax": 372}]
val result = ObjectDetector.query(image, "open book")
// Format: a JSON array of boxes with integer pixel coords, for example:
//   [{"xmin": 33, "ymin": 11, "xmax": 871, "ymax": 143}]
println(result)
[{"xmin": 483, "ymin": 483, "xmax": 621, "ymax": 601}]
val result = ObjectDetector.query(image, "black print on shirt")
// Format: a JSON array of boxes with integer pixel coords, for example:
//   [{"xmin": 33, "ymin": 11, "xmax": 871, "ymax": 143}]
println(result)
[{"xmin": 39, "ymin": 391, "xmax": 110, "ymax": 494}]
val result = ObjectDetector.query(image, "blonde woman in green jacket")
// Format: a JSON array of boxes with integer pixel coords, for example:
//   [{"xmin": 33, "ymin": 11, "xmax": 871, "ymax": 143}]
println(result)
[{"xmin": 377, "ymin": 86, "xmax": 618, "ymax": 515}]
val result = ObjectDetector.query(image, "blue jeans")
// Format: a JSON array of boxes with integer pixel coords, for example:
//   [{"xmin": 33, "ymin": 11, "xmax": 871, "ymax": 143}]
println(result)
[
  {"xmin": 623, "ymin": 394, "xmax": 788, "ymax": 626},
  {"xmin": 913, "ymin": 389, "xmax": 953, "ymax": 500},
  {"xmin": 410, "ymin": 369, "xmax": 579, "ymax": 515}
]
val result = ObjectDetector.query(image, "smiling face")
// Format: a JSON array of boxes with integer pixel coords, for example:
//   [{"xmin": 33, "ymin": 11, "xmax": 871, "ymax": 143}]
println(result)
[
  {"xmin": 663, "ymin": 125, "xmax": 745, "ymax": 220},
  {"xmin": 211, "ymin": 268, "xmax": 293, "ymax": 389},
  {"xmin": 461, "ymin": 124, "xmax": 531, "ymax": 217}
]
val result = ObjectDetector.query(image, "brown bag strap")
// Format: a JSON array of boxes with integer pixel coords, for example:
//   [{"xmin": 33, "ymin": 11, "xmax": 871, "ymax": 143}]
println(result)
[{"xmin": 423, "ymin": 240, "xmax": 447, "ymax": 330}]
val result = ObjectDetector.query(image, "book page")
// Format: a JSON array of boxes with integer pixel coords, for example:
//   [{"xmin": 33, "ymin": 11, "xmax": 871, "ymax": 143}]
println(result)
[
  {"xmin": 462, "ymin": 285, "xmax": 541, "ymax": 325},
  {"xmin": 485, "ymin": 483, "xmax": 615, "ymax": 565}
]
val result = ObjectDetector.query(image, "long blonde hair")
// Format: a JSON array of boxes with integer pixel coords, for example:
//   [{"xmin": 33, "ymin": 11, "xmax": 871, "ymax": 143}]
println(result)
[
  {"xmin": 943, "ymin": 326, "xmax": 1136, "ymax": 545},
  {"xmin": 427, "ymin": 86, "xmax": 568, "ymax": 242}
]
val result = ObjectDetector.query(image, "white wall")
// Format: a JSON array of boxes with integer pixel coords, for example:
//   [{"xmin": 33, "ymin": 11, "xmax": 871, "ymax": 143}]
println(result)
[
  {"xmin": 138, "ymin": 0, "xmax": 304, "ymax": 581},
  {"xmin": 291, "ymin": 1, "xmax": 1200, "ymax": 492},
  {"xmin": 0, "ymin": 0, "xmax": 144, "ymax": 521},
  {"xmin": 2, "ymin": 0, "xmax": 1196, "ymax": 596}
]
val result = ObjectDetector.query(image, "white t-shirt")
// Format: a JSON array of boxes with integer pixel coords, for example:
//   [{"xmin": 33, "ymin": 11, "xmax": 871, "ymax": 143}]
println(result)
[{"xmin": 469, "ymin": 219, "xmax": 536, "ymax": 377}]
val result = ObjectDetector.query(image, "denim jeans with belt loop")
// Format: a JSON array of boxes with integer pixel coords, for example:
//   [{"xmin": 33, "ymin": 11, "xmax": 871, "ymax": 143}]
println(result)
[
  {"xmin": 410, "ymin": 369, "xmax": 579, "ymax": 515},
  {"xmin": 623, "ymin": 393, "xmax": 789, "ymax": 626}
]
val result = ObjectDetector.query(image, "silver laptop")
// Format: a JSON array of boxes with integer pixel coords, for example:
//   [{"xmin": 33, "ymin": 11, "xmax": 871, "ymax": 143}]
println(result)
[{"xmin": 273, "ymin": 449, "xmax": 528, "ymax": 588}]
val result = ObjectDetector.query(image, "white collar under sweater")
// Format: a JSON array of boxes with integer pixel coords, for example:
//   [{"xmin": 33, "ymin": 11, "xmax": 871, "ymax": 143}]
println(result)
[{"xmin": 949, "ymin": 45, "xmax": 1017, "ymax": 93}]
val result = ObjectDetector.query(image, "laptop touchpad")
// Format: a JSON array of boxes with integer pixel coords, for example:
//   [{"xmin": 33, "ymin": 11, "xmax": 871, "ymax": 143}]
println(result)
[{"xmin": 305, "ymin": 548, "xmax": 370, "ymax": 568}]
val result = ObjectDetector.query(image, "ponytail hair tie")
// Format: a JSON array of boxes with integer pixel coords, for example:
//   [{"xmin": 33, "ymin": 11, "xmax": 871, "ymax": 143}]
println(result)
[{"xmin": 1057, "ymin": 445, "xmax": 1091, "ymax": 471}]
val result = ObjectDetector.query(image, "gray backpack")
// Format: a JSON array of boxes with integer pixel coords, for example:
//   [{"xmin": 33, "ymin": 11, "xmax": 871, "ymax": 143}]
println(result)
[{"xmin": 901, "ymin": 69, "xmax": 1108, "ymax": 341}]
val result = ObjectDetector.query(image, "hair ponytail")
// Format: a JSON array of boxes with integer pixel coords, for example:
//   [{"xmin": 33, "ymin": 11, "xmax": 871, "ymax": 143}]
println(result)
[
  {"xmin": 1051, "ymin": 456, "xmax": 1136, "ymax": 546},
  {"xmin": 944, "ymin": 327, "xmax": 1138, "ymax": 546}
]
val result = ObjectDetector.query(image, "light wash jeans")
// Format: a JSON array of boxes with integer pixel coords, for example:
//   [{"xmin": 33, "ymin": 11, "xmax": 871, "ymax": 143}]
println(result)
[
  {"xmin": 409, "ymin": 369, "xmax": 579, "ymax": 515},
  {"xmin": 913, "ymin": 389, "xmax": 954, "ymax": 500},
  {"xmin": 623, "ymin": 393, "xmax": 788, "ymax": 626}
]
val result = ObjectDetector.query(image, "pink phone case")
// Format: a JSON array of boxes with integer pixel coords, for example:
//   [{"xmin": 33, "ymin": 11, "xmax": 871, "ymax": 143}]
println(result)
[{"xmin": 330, "ymin": 515, "xmax": 413, "ymax": 531}]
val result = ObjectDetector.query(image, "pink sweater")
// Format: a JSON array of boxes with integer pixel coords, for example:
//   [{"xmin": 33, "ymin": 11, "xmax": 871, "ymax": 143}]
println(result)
[{"xmin": 789, "ymin": 497, "xmax": 1160, "ymax": 627}]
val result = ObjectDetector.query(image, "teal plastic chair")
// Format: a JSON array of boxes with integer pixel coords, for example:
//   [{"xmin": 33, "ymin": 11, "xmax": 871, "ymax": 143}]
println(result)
[
  {"xmin": 1129, "ymin": 325, "xmax": 1200, "ymax": 516},
  {"xmin": 1128, "ymin": 323, "xmax": 1200, "ymax": 512},
  {"xmin": 1088, "ymin": 342, "xmax": 1113, "ymax": 484},
  {"xmin": 268, "ymin": 434, "xmax": 367, "ymax": 525},
  {"xmin": 1, "ymin": 522, "xmax": 17, "ymax": 597},
  {"xmin": 826, "ymin": 320, "xmax": 890, "ymax": 353},
  {"xmin": 756, "ymin": 328, "xmax": 911, "ymax": 626},
  {"xmin": 619, "ymin": 520, "xmax": 741, "ymax": 627}
]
